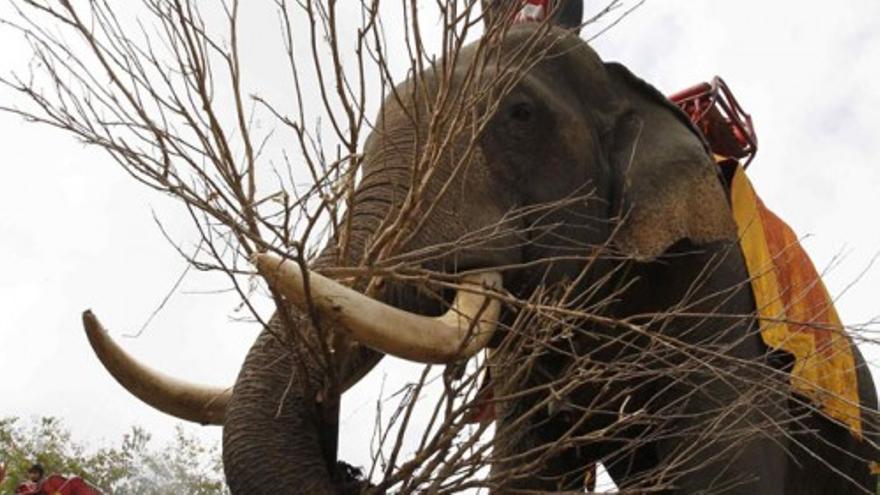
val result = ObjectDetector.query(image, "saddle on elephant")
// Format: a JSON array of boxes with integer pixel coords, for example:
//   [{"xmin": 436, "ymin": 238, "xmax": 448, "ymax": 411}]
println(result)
[{"xmin": 670, "ymin": 79, "xmax": 862, "ymax": 438}]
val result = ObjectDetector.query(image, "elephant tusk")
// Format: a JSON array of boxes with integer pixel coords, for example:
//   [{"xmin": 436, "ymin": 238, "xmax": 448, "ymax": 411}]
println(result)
[
  {"xmin": 254, "ymin": 253, "xmax": 502, "ymax": 364},
  {"xmin": 82, "ymin": 310, "xmax": 229, "ymax": 425}
]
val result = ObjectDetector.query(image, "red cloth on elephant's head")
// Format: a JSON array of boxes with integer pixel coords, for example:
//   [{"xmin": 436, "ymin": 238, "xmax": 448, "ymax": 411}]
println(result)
[{"xmin": 513, "ymin": 0, "xmax": 551, "ymax": 23}]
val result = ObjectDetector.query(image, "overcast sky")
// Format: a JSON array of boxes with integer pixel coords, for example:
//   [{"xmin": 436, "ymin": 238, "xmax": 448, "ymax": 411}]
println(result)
[{"xmin": 1, "ymin": 0, "xmax": 879, "ymax": 488}]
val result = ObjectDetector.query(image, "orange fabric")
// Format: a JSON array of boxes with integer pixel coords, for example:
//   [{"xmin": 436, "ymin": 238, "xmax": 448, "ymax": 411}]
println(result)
[{"xmin": 730, "ymin": 165, "xmax": 861, "ymax": 437}]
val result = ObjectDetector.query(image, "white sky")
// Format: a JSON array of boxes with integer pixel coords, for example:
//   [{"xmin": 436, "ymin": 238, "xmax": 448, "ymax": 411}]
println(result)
[{"xmin": 1, "ymin": 0, "xmax": 879, "ymax": 488}]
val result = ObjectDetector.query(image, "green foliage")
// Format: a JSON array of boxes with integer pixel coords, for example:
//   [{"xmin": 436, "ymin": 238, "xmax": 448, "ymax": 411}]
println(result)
[{"xmin": 0, "ymin": 416, "xmax": 227, "ymax": 494}]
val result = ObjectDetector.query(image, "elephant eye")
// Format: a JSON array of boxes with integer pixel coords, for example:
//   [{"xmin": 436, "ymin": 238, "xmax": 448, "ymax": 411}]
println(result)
[{"xmin": 508, "ymin": 102, "xmax": 533, "ymax": 122}]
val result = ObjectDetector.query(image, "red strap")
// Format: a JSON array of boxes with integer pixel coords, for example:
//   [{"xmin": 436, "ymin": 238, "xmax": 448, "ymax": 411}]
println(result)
[{"xmin": 513, "ymin": 0, "xmax": 551, "ymax": 23}]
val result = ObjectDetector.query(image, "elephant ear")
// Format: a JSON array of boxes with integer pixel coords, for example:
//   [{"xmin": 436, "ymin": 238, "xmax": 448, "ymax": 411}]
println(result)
[{"xmin": 601, "ymin": 62, "xmax": 737, "ymax": 260}]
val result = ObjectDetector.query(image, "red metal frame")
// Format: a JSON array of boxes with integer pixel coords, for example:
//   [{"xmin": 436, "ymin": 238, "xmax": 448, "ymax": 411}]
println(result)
[{"xmin": 669, "ymin": 77, "xmax": 758, "ymax": 167}]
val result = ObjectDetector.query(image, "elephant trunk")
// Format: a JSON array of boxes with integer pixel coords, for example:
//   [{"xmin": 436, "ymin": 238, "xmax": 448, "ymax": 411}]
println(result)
[
  {"xmin": 222, "ymin": 166, "xmax": 405, "ymax": 492},
  {"xmin": 221, "ymin": 233, "xmax": 385, "ymax": 493},
  {"xmin": 222, "ymin": 322, "xmax": 332, "ymax": 493},
  {"xmin": 221, "ymin": 308, "xmax": 379, "ymax": 494}
]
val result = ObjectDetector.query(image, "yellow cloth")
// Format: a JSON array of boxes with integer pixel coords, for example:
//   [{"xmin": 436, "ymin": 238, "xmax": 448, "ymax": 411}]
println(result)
[
  {"xmin": 731, "ymin": 166, "xmax": 862, "ymax": 438},
  {"xmin": 730, "ymin": 164, "xmax": 861, "ymax": 437}
]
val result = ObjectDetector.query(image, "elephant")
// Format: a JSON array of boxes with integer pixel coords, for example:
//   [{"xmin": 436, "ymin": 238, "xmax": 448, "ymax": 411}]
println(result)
[{"xmin": 82, "ymin": 24, "xmax": 879, "ymax": 493}]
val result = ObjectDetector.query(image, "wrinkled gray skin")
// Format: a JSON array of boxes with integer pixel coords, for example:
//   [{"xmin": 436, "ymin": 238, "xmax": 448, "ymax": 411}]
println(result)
[{"xmin": 222, "ymin": 26, "xmax": 879, "ymax": 493}]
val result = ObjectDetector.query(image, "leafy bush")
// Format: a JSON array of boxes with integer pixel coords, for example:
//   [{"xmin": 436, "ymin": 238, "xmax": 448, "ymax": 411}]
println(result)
[{"xmin": 0, "ymin": 416, "xmax": 227, "ymax": 494}]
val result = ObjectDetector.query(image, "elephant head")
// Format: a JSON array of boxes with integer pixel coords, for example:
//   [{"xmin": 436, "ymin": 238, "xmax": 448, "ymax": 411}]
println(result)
[{"xmin": 84, "ymin": 24, "xmax": 878, "ymax": 493}]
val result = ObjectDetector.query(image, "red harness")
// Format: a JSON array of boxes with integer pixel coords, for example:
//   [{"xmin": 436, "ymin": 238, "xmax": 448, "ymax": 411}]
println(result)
[{"xmin": 513, "ymin": 0, "xmax": 552, "ymax": 22}]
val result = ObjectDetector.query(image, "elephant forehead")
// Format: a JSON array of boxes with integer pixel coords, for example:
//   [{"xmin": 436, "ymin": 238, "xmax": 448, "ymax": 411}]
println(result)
[{"xmin": 371, "ymin": 24, "xmax": 610, "ymax": 117}]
